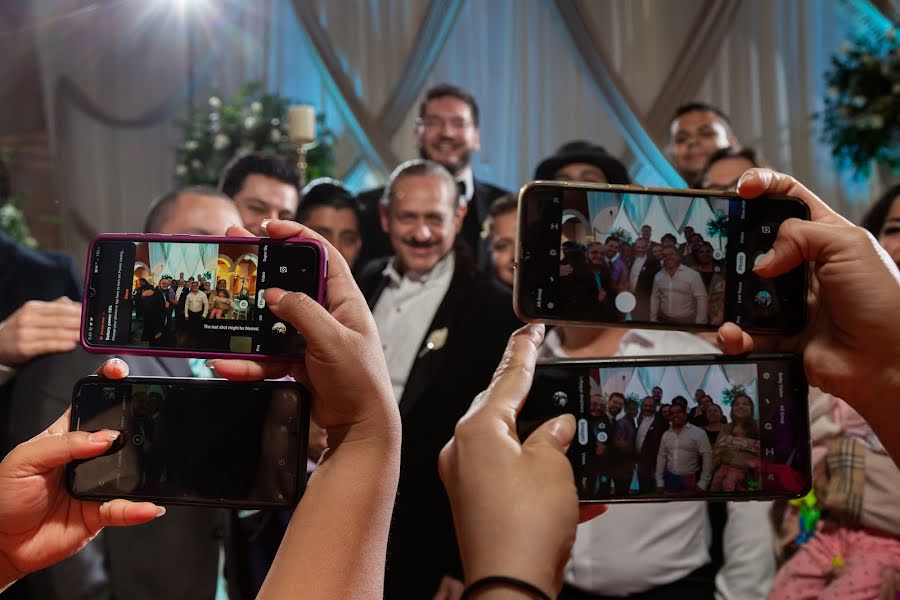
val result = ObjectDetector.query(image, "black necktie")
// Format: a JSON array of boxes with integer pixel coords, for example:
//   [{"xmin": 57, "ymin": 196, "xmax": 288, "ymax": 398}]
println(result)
[{"xmin": 457, "ymin": 181, "xmax": 466, "ymax": 199}]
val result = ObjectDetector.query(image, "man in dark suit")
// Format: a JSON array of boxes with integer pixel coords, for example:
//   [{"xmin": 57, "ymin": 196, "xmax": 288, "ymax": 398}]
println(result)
[
  {"xmin": 6, "ymin": 187, "xmax": 251, "ymax": 599},
  {"xmin": 632, "ymin": 240, "xmax": 663, "ymax": 322},
  {"xmin": 355, "ymin": 84, "xmax": 508, "ymax": 270},
  {"xmin": 635, "ymin": 395, "xmax": 669, "ymax": 493},
  {"xmin": 356, "ymin": 159, "xmax": 520, "ymax": 599}
]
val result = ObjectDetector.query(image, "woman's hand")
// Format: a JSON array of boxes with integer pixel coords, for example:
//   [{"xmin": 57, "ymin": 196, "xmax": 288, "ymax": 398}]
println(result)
[
  {"xmin": 717, "ymin": 169, "xmax": 900, "ymax": 421},
  {"xmin": 439, "ymin": 324, "xmax": 605, "ymax": 599},
  {"xmin": 209, "ymin": 220, "xmax": 399, "ymax": 448},
  {"xmin": 0, "ymin": 359, "xmax": 163, "ymax": 591}
]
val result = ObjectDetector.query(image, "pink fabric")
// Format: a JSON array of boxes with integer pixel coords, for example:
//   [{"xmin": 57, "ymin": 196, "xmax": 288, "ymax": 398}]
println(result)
[{"xmin": 769, "ymin": 527, "xmax": 900, "ymax": 600}]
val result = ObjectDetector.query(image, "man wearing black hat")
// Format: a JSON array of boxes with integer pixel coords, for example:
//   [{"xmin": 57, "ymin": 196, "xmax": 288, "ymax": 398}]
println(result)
[
  {"xmin": 533, "ymin": 140, "xmax": 631, "ymax": 184},
  {"xmin": 355, "ymin": 84, "xmax": 508, "ymax": 272}
]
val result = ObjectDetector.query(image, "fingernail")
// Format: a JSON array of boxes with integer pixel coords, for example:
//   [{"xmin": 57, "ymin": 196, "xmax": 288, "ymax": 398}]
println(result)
[
  {"xmin": 736, "ymin": 171, "xmax": 753, "ymax": 191},
  {"xmin": 266, "ymin": 288, "xmax": 287, "ymax": 305},
  {"xmin": 261, "ymin": 219, "xmax": 272, "ymax": 230},
  {"xmin": 155, "ymin": 506, "xmax": 167, "ymax": 518},
  {"xmin": 753, "ymin": 249, "xmax": 774, "ymax": 271},
  {"xmin": 89, "ymin": 430, "xmax": 120, "ymax": 443},
  {"xmin": 716, "ymin": 333, "xmax": 726, "ymax": 348},
  {"xmin": 205, "ymin": 360, "xmax": 217, "ymax": 371},
  {"xmin": 549, "ymin": 414, "xmax": 575, "ymax": 442}
]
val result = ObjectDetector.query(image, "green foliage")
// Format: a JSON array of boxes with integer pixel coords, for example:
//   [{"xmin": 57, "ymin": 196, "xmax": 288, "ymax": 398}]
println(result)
[
  {"xmin": 0, "ymin": 148, "xmax": 37, "ymax": 248},
  {"xmin": 818, "ymin": 30, "xmax": 900, "ymax": 177},
  {"xmin": 174, "ymin": 82, "xmax": 336, "ymax": 186},
  {"xmin": 706, "ymin": 210, "xmax": 728, "ymax": 250},
  {"xmin": 720, "ymin": 384, "xmax": 747, "ymax": 408},
  {"xmin": 625, "ymin": 392, "xmax": 641, "ymax": 405},
  {"xmin": 606, "ymin": 227, "xmax": 635, "ymax": 245}
]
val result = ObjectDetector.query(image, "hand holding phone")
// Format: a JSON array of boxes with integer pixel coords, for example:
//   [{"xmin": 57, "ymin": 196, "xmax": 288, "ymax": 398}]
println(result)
[
  {"xmin": 209, "ymin": 220, "xmax": 400, "ymax": 444},
  {"xmin": 717, "ymin": 169, "xmax": 900, "ymax": 461},
  {"xmin": 514, "ymin": 181, "xmax": 810, "ymax": 334},
  {"xmin": 0, "ymin": 360, "xmax": 163, "ymax": 590},
  {"xmin": 439, "ymin": 324, "xmax": 597, "ymax": 600}
]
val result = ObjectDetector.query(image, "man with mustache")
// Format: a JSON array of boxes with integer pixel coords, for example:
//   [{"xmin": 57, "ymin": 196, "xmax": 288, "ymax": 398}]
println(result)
[
  {"xmin": 357, "ymin": 159, "xmax": 520, "ymax": 599},
  {"xmin": 355, "ymin": 84, "xmax": 508, "ymax": 271}
]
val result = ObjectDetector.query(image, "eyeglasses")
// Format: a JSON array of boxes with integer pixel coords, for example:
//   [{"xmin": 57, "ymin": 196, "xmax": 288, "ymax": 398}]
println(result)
[{"xmin": 416, "ymin": 116, "xmax": 474, "ymax": 131}]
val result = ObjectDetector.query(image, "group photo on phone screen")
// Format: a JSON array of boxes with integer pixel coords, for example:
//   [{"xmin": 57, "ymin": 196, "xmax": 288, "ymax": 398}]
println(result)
[
  {"xmin": 84, "ymin": 238, "xmax": 320, "ymax": 356},
  {"xmin": 519, "ymin": 359, "xmax": 810, "ymax": 501}
]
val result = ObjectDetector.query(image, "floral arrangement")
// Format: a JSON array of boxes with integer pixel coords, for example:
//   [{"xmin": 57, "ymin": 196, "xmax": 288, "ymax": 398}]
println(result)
[
  {"xmin": 819, "ymin": 29, "xmax": 900, "ymax": 177},
  {"xmin": 175, "ymin": 82, "xmax": 335, "ymax": 186},
  {"xmin": 0, "ymin": 148, "xmax": 37, "ymax": 248},
  {"xmin": 606, "ymin": 227, "xmax": 634, "ymax": 245},
  {"xmin": 720, "ymin": 384, "xmax": 748, "ymax": 408}
]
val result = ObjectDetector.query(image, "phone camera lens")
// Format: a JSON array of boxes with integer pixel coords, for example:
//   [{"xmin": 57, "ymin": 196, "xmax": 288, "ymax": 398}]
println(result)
[{"xmin": 89, "ymin": 288, "xmax": 97, "ymax": 298}]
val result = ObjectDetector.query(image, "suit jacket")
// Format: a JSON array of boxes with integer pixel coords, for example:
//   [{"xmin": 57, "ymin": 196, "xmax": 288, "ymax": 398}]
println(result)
[
  {"xmin": 357, "ymin": 252, "xmax": 521, "ymax": 598},
  {"xmin": 633, "ymin": 257, "xmax": 662, "ymax": 320},
  {"xmin": 8, "ymin": 349, "xmax": 235, "ymax": 600},
  {"xmin": 637, "ymin": 413, "xmax": 669, "ymax": 474},
  {"xmin": 355, "ymin": 178, "xmax": 509, "ymax": 271}
]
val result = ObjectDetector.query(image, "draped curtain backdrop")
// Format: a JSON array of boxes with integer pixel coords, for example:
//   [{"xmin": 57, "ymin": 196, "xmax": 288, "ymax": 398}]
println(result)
[{"xmin": 27, "ymin": 0, "xmax": 895, "ymax": 260}]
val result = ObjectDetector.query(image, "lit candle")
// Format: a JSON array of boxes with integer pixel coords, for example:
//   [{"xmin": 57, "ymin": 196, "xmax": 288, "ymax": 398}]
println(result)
[{"xmin": 288, "ymin": 105, "xmax": 316, "ymax": 143}]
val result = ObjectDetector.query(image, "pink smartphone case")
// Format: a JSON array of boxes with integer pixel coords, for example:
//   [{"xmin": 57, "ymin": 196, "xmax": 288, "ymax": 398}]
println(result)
[{"xmin": 80, "ymin": 233, "xmax": 328, "ymax": 361}]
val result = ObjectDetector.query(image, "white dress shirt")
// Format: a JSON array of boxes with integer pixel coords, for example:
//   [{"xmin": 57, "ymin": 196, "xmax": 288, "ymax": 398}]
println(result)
[
  {"xmin": 629, "ymin": 254, "xmax": 647, "ymax": 292},
  {"xmin": 183, "ymin": 290, "xmax": 208, "ymax": 317},
  {"xmin": 655, "ymin": 422, "xmax": 713, "ymax": 489},
  {"xmin": 456, "ymin": 167, "xmax": 474, "ymax": 205},
  {"xmin": 372, "ymin": 252, "xmax": 455, "ymax": 403},
  {"xmin": 539, "ymin": 328, "xmax": 774, "ymax": 599},
  {"xmin": 650, "ymin": 264, "xmax": 708, "ymax": 324}
]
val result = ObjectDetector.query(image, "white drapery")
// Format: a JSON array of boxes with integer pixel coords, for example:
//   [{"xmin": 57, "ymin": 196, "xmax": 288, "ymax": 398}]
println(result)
[{"xmin": 27, "ymin": 0, "xmax": 893, "ymax": 260}]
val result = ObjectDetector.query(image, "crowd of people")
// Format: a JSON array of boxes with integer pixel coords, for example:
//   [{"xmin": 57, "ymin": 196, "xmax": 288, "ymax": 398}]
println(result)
[
  {"xmin": 132, "ymin": 274, "xmax": 240, "ymax": 349},
  {"xmin": 558, "ymin": 224, "xmax": 726, "ymax": 325},
  {"xmin": 0, "ymin": 80, "xmax": 898, "ymax": 600},
  {"xmin": 581, "ymin": 383, "xmax": 763, "ymax": 500}
]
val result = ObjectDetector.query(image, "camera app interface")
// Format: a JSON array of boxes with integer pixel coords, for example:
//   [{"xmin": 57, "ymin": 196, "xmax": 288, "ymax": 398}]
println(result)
[
  {"xmin": 520, "ymin": 360, "xmax": 809, "ymax": 500},
  {"xmin": 519, "ymin": 187, "xmax": 803, "ymax": 330},
  {"xmin": 85, "ymin": 239, "xmax": 319, "ymax": 355},
  {"xmin": 70, "ymin": 382, "xmax": 303, "ymax": 505}
]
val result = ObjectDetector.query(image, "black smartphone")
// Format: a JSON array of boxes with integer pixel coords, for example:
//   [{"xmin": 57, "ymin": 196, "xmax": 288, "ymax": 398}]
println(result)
[
  {"xmin": 514, "ymin": 182, "xmax": 810, "ymax": 333},
  {"xmin": 66, "ymin": 377, "xmax": 310, "ymax": 509},
  {"xmin": 517, "ymin": 353, "xmax": 811, "ymax": 503},
  {"xmin": 81, "ymin": 234, "xmax": 328, "ymax": 360}
]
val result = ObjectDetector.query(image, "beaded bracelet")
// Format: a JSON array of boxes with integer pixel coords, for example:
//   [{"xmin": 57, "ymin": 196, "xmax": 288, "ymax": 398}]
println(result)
[{"xmin": 461, "ymin": 575, "xmax": 552, "ymax": 600}]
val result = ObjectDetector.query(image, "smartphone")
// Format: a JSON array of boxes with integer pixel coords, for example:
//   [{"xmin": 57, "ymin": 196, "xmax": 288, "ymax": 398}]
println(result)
[
  {"xmin": 517, "ymin": 353, "xmax": 811, "ymax": 503},
  {"xmin": 66, "ymin": 377, "xmax": 310, "ymax": 509},
  {"xmin": 81, "ymin": 234, "xmax": 327, "ymax": 360},
  {"xmin": 514, "ymin": 182, "xmax": 809, "ymax": 333}
]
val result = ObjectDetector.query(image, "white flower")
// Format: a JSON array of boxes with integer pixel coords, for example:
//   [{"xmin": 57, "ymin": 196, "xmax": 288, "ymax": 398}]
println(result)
[
  {"xmin": 213, "ymin": 133, "xmax": 230, "ymax": 150},
  {"xmin": 184, "ymin": 140, "xmax": 199, "ymax": 151},
  {"xmin": 250, "ymin": 101, "xmax": 262, "ymax": 113},
  {"xmin": 270, "ymin": 118, "xmax": 280, "ymax": 126},
  {"xmin": 851, "ymin": 95, "xmax": 867, "ymax": 108},
  {"xmin": 893, "ymin": 82, "xmax": 900, "ymax": 94},
  {"xmin": 0, "ymin": 204, "xmax": 17, "ymax": 219},
  {"xmin": 243, "ymin": 116, "xmax": 257, "ymax": 130},
  {"xmin": 175, "ymin": 164, "xmax": 188, "ymax": 176},
  {"xmin": 269, "ymin": 128, "xmax": 282, "ymax": 143},
  {"xmin": 208, "ymin": 96, "xmax": 222, "ymax": 108},
  {"xmin": 826, "ymin": 86, "xmax": 840, "ymax": 100},
  {"xmin": 870, "ymin": 114, "xmax": 884, "ymax": 128},
  {"xmin": 190, "ymin": 159, "xmax": 203, "ymax": 169},
  {"xmin": 840, "ymin": 42, "xmax": 851, "ymax": 54},
  {"xmin": 417, "ymin": 327, "xmax": 449, "ymax": 358}
]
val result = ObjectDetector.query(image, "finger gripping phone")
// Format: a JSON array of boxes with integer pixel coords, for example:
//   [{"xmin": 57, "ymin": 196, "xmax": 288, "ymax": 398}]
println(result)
[
  {"xmin": 518, "ymin": 353, "xmax": 811, "ymax": 503},
  {"xmin": 66, "ymin": 377, "xmax": 310, "ymax": 509},
  {"xmin": 514, "ymin": 182, "xmax": 810, "ymax": 333},
  {"xmin": 81, "ymin": 234, "xmax": 327, "ymax": 360}
]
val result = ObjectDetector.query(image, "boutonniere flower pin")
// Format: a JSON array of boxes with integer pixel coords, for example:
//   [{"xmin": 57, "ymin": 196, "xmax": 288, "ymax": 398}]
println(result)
[{"xmin": 418, "ymin": 327, "xmax": 449, "ymax": 358}]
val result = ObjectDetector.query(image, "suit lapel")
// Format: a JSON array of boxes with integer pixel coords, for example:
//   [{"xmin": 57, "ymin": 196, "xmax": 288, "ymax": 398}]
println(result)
[{"xmin": 397, "ymin": 261, "xmax": 468, "ymax": 418}]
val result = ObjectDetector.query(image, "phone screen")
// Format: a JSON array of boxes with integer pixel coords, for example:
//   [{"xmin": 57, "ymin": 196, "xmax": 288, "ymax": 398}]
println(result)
[
  {"xmin": 515, "ymin": 184, "xmax": 809, "ymax": 333},
  {"xmin": 68, "ymin": 379, "xmax": 308, "ymax": 508},
  {"xmin": 83, "ymin": 237, "xmax": 323, "ymax": 357},
  {"xmin": 518, "ymin": 355, "xmax": 810, "ymax": 502}
]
